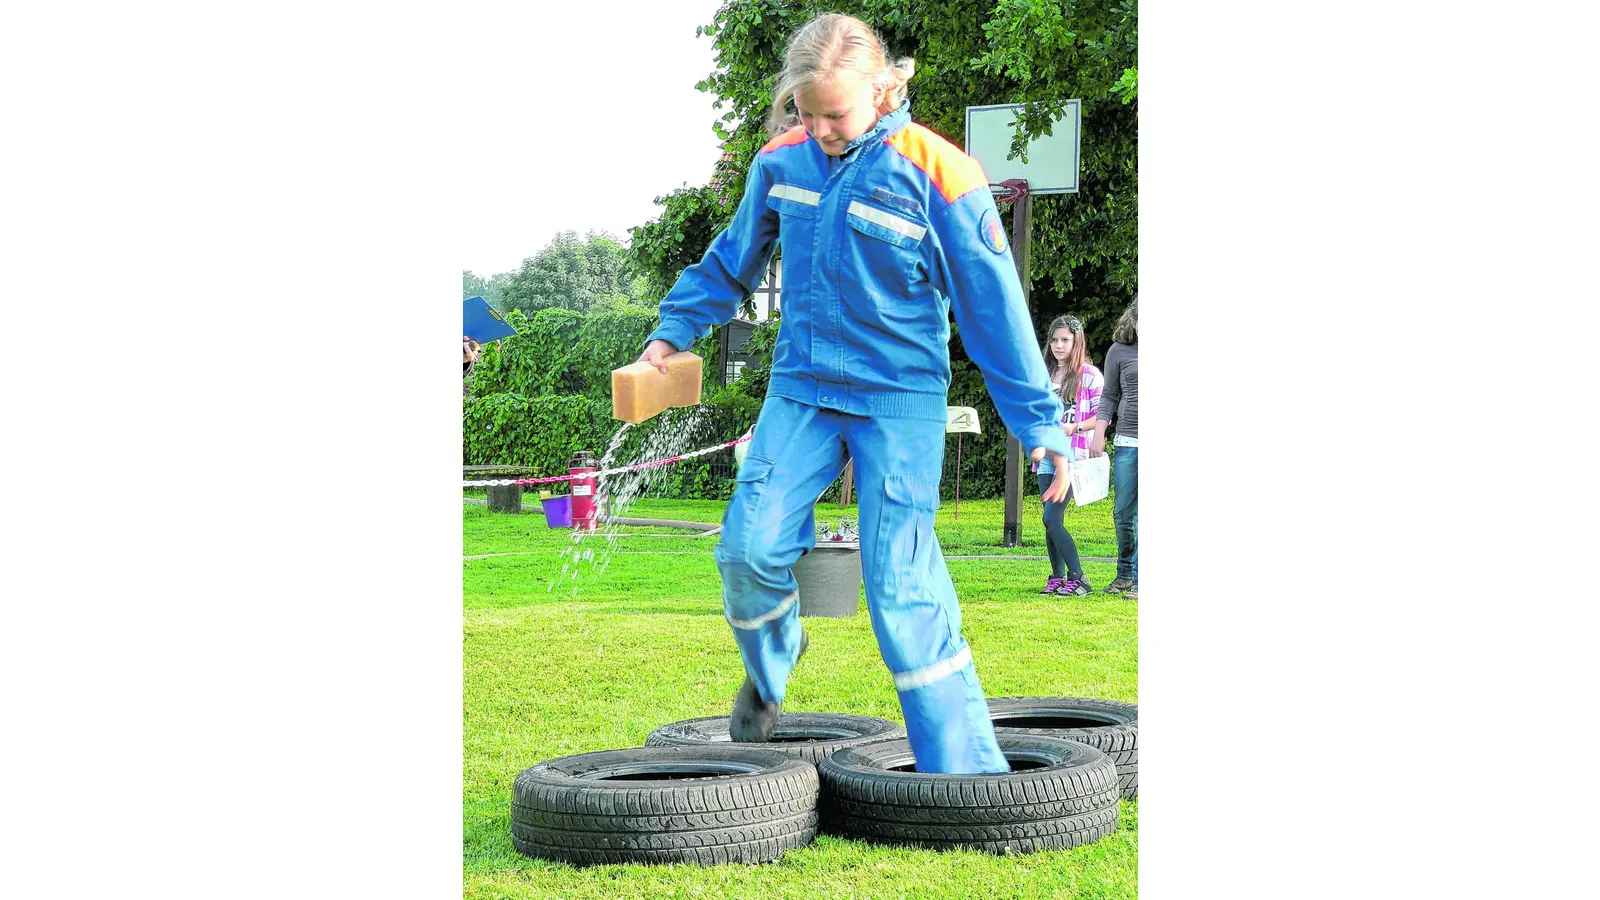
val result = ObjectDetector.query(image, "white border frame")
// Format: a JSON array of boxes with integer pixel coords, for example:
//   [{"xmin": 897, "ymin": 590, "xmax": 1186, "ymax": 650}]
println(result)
[{"xmin": 964, "ymin": 100, "xmax": 1082, "ymax": 195}]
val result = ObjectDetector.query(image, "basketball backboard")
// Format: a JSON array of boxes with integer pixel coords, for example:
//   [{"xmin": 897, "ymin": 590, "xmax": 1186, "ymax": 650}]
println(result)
[{"xmin": 965, "ymin": 101, "xmax": 1082, "ymax": 194}]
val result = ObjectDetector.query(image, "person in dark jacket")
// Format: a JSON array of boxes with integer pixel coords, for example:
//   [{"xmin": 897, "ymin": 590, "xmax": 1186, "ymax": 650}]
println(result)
[{"xmin": 1096, "ymin": 298, "xmax": 1138, "ymax": 599}]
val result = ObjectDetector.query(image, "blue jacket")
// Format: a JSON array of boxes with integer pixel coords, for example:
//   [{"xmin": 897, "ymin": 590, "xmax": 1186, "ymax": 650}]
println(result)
[{"xmin": 648, "ymin": 102, "xmax": 1069, "ymax": 457}]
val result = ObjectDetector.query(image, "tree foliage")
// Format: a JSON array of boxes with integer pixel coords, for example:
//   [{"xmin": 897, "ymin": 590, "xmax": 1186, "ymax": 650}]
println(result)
[
  {"xmin": 628, "ymin": 0, "xmax": 1137, "ymax": 355},
  {"xmin": 462, "ymin": 269, "xmax": 513, "ymax": 307},
  {"xmin": 469, "ymin": 305, "xmax": 664, "ymax": 400},
  {"xmin": 499, "ymin": 230, "xmax": 632, "ymax": 317},
  {"xmin": 626, "ymin": 184, "xmax": 730, "ymax": 307}
]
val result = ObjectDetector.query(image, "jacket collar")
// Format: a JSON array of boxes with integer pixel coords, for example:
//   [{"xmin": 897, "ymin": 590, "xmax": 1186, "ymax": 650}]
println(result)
[{"xmin": 841, "ymin": 101, "xmax": 911, "ymax": 158}]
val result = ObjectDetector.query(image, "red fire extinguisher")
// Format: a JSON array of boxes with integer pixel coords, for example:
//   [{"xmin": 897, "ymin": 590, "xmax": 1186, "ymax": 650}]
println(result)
[{"xmin": 568, "ymin": 451, "xmax": 600, "ymax": 529}]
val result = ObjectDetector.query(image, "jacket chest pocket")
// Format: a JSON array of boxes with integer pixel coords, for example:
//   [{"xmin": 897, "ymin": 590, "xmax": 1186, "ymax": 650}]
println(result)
[
  {"xmin": 767, "ymin": 184, "xmax": 822, "ymax": 223},
  {"xmin": 767, "ymin": 185, "xmax": 821, "ymax": 289},
  {"xmin": 844, "ymin": 200, "xmax": 928, "ymax": 306}
]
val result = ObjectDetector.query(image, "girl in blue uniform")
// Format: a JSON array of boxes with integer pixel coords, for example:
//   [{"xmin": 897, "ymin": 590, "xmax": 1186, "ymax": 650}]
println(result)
[{"xmin": 638, "ymin": 12, "xmax": 1074, "ymax": 774}]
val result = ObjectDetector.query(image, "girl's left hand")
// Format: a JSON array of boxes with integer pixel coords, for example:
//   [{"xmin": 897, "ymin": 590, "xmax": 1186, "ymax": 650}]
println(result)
[{"xmin": 1029, "ymin": 447, "xmax": 1071, "ymax": 503}]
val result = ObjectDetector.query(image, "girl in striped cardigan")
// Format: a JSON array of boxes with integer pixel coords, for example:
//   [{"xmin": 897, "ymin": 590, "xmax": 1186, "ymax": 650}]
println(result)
[{"xmin": 1033, "ymin": 315, "xmax": 1106, "ymax": 597}]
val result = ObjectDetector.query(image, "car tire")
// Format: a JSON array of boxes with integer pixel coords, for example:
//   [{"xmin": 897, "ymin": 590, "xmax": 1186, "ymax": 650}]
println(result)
[
  {"xmin": 988, "ymin": 697, "xmax": 1140, "ymax": 799},
  {"xmin": 511, "ymin": 745, "xmax": 819, "ymax": 865},
  {"xmin": 646, "ymin": 712, "xmax": 906, "ymax": 764},
  {"xmin": 816, "ymin": 734, "xmax": 1120, "ymax": 854}
]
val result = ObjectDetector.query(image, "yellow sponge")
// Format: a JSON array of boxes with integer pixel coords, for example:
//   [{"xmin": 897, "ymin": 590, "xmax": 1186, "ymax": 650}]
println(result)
[{"xmin": 611, "ymin": 352, "xmax": 703, "ymax": 424}]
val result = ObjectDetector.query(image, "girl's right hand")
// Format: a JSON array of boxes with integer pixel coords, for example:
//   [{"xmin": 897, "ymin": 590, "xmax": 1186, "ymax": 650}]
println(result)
[{"xmin": 637, "ymin": 339, "xmax": 678, "ymax": 375}]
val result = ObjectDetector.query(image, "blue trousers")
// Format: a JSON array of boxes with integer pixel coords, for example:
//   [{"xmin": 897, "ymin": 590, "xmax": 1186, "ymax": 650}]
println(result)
[
  {"xmin": 1113, "ymin": 445, "xmax": 1138, "ymax": 581},
  {"xmin": 716, "ymin": 396, "xmax": 1009, "ymax": 774}
]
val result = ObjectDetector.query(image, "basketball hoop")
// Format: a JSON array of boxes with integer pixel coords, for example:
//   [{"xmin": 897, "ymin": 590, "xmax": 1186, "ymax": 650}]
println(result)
[
  {"xmin": 989, "ymin": 178, "xmax": 1031, "ymax": 204},
  {"xmin": 966, "ymin": 102, "xmax": 1082, "ymax": 196}
]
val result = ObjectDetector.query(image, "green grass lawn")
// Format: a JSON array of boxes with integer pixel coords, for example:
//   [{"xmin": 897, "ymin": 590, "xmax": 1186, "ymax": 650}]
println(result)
[
  {"xmin": 464, "ymin": 489, "xmax": 1117, "ymax": 561},
  {"xmin": 464, "ymin": 495, "xmax": 1136, "ymax": 899}
]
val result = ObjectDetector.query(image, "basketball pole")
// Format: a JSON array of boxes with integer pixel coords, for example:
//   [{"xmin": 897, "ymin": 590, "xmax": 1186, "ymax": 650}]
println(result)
[
  {"xmin": 966, "ymin": 100, "xmax": 1081, "ymax": 551},
  {"xmin": 1002, "ymin": 179, "xmax": 1032, "ymax": 548}
]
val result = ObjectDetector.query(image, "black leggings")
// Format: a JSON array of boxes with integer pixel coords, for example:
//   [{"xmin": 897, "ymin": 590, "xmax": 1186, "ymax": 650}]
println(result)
[{"xmin": 1038, "ymin": 473, "xmax": 1082, "ymax": 579}]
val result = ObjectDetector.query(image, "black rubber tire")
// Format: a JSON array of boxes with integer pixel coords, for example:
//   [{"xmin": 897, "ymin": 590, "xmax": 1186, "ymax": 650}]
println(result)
[
  {"xmin": 645, "ymin": 713, "xmax": 907, "ymax": 764},
  {"xmin": 988, "ymin": 697, "xmax": 1140, "ymax": 800},
  {"xmin": 511, "ymin": 745, "xmax": 819, "ymax": 866},
  {"xmin": 816, "ymin": 734, "xmax": 1120, "ymax": 854},
  {"xmin": 828, "ymin": 806, "xmax": 1119, "ymax": 853}
]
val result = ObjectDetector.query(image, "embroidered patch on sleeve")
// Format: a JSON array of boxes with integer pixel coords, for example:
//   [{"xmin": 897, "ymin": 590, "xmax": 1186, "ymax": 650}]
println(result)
[{"xmin": 980, "ymin": 208, "xmax": 1008, "ymax": 254}]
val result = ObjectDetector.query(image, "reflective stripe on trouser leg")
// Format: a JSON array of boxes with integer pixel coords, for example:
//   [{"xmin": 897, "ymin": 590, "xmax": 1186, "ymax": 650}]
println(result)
[
  {"xmin": 849, "ymin": 416, "xmax": 1008, "ymax": 775},
  {"xmin": 715, "ymin": 397, "xmax": 848, "ymax": 705},
  {"xmin": 897, "ymin": 654, "xmax": 1007, "ymax": 775}
]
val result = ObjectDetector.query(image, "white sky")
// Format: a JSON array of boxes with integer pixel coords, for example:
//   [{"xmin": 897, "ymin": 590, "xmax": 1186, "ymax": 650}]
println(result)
[{"xmin": 456, "ymin": 2, "xmax": 729, "ymax": 277}]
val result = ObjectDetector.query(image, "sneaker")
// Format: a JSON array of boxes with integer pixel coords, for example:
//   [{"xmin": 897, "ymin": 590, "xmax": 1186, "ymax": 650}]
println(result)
[
  {"xmin": 730, "ymin": 630, "xmax": 808, "ymax": 742},
  {"xmin": 1056, "ymin": 576, "xmax": 1093, "ymax": 597},
  {"xmin": 1103, "ymin": 577, "xmax": 1135, "ymax": 595},
  {"xmin": 1124, "ymin": 582, "xmax": 1138, "ymax": 600},
  {"xmin": 1041, "ymin": 576, "xmax": 1066, "ymax": 595}
]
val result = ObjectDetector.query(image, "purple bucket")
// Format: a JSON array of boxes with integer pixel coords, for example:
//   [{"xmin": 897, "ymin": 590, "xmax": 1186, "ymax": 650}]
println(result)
[{"xmin": 540, "ymin": 495, "xmax": 572, "ymax": 529}]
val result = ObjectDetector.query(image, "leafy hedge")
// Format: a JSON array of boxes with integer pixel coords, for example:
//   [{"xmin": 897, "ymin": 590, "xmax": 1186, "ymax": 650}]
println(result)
[
  {"xmin": 464, "ymin": 392, "xmax": 613, "ymax": 475},
  {"xmin": 463, "ymin": 388, "xmax": 762, "ymax": 501},
  {"xmin": 470, "ymin": 305, "xmax": 648, "ymax": 399},
  {"xmin": 463, "ymin": 303, "xmax": 761, "ymax": 500},
  {"xmin": 471, "ymin": 304, "xmax": 725, "ymax": 401}
]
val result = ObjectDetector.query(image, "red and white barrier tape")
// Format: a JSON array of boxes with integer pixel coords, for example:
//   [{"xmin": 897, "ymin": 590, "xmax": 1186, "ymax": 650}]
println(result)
[{"xmin": 463, "ymin": 435, "xmax": 751, "ymax": 488}]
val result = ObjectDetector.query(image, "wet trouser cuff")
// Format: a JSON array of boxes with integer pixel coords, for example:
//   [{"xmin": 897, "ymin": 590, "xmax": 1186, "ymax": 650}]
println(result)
[
  {"xmin": 724, "ymin": 589, "xmax": 805, "ymax": 704},
  {"xmin": 896, "ymin": 655, "xmax": 1009, "ymax": 774}
]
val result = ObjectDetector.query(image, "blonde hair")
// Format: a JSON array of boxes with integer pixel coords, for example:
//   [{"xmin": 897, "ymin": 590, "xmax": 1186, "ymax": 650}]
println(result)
[{"xmin": 767, "ymin": 13, "xmax": 915, "ymax": 136}]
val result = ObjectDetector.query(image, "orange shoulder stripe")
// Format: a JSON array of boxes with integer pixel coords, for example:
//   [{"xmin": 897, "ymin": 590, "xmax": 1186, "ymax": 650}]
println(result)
[
  {"xmin": 885, "ymin": 124, "xmax": 989, "ymax": 203},
  {"xmin": 761, "ymin": 126, "xmax": 810, "ymax": 153}
]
